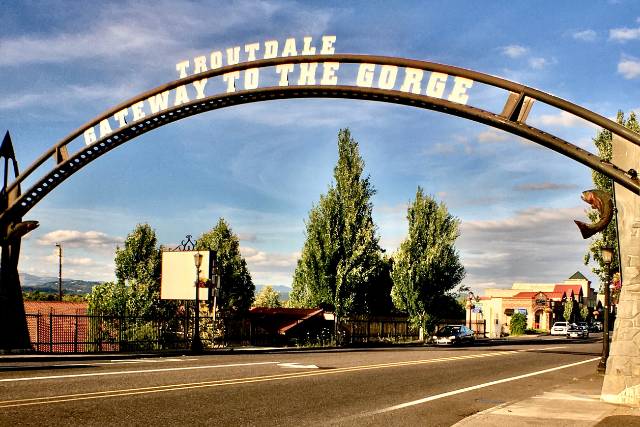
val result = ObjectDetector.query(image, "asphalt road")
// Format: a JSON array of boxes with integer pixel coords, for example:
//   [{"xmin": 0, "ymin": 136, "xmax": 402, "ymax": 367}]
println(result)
[{"xmin": 0, "ymin": 335, "xmax": 603, "ymax": 427}]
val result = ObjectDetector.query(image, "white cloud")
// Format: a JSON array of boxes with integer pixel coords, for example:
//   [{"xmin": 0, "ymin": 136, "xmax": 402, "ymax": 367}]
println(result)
[
  {"xmin": 528, "ymin": 57, "xmax": 548, "ymax": 69},
  {"xmin": 618, "ymin": 59, "xmax": 640, "ymax": 79},
  {"xmin": 379, "ymin": 235, "xmax": 406, "ymax": 250},
  {"xmin": 477, "ymin": 130, "xmax": 509, "ymax": 143},
  {"xmin": 375, "ymin": 204, "xmax": 408, "ymax": 213},
  {"xmin": 239, "ymin": 246, "xmax": 301, "ymax": 286},
  {"xmin": 458, "ymin": 206, "xmax": 594, "ymax": 292},
  {"xmin": 36, "ymin": 230, "xmax": 122, "ymax": 258},
  {"xmin": 610, "ymin": 26, "xmax": 640, "ymax": 42},
  {"xmin": 503, "ymin": 45, "xmax": 528, "ymax": 57},
  {"xmin": 529, "ymin": 111, "xmax": 598, "ymax": 129},
  {"xmin": 573, "ymin": 30, "xmax": 597, "ymax": 41},
  {"xmin": 240, "ymin": 246, "xmax": 299, "ymax": 268},
  {"xmin": 431, "ymin": 143, "xmax": 455, "ymax": 153},
  {"xmin": 237, "ymin": 233, "xmax": 265, "ymax": 243},
  {"xmin": 514, "ymin": 182, "xmax": 578, "ymax": 191}
]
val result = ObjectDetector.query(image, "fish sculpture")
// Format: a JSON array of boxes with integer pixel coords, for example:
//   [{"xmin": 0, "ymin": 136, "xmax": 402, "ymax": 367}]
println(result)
[
  {"xmin": 574, "ymin": 189, "xmax": 614, "ymax": 239},
  {"xmin": 6, "ymin": 220, "xmax": 39, "ymax": 241}
]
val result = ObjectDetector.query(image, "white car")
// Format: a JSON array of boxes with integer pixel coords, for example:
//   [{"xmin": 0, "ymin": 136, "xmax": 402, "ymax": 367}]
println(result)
[{"xmin": 551, "ymin": 322, "xmax": 569, "ymax": 335}]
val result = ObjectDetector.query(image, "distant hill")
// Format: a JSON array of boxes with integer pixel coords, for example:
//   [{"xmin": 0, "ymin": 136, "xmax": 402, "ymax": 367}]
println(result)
[
  {"xmin": 255, "ymin": 284, "xmax": 291, "ymax": 301},
  {"xmin": 18, "ymin": 272, "xmax": 102, "ymax": 295}
]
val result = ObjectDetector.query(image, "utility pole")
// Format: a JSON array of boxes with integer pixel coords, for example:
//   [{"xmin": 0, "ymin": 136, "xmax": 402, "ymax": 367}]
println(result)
[{"xmin": 55, "ymin": 243, "xmax": 62, "ymax": 302}]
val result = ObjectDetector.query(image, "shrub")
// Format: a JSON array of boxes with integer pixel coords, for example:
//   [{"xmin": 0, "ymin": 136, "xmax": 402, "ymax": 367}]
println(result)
[{"xmin": 509, "ymin": 313, "xmax": 527, "ymax": 335}]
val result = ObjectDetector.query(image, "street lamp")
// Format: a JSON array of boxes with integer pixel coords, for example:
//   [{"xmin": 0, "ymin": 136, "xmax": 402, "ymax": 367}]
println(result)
[
  {"xmin": 55, "ymin": 243, "xmax": 62, "ymax": 302},
  {"xmin": 597, "ymin": 245, "xmax": 614, "ymax": 374},
  {"xmin": 467, "ymin": 292, "xmax": 475, "ymax": 329},
  {"xmin": 192, "ymin": 252, "xmax": 204, "ymax": 354}
]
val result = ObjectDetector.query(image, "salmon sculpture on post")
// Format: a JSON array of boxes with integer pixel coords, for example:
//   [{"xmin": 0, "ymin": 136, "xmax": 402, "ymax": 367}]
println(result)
[{"xmin": 574, "ymin": 189, "xmax": 614, "ymax": 239}]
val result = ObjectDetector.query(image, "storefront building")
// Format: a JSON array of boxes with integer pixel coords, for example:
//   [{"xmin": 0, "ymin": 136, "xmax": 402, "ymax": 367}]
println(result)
[{"xmin": 475, "ymin": 272, "xmax": 597, "ymax": 338}]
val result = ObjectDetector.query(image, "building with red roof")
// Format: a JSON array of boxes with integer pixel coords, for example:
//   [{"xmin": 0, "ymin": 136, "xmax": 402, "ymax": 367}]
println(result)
[{"xmin": 476, "ymin": 272, "xmax": 596, "ymax": 338}]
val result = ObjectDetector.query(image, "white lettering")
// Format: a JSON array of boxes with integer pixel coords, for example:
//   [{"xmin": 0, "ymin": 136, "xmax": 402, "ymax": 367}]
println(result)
[
  {"xmin": 276, "ymin": 64, "xmax": 295, "ymax": 86},
  {"xmin": 227, "ymin": 46, "xmax": 240, "ymax": 65},
  {"xmin": 148, "ymin": 91, "xmax": 169, "ymax": 113},
  {"xmin": 194, "ymin": 56, "xmax": 207, "ymax": 74},
  {"xmin": 245, "ymin": 43, "xmax": 260, "ymax": 61},
  {"xmin": 131, "ymin": 101, "xmax": 146, "ymax": 121},
  {"xmin": 301, "ymin": 37, "xmax": 316, "ymax": 55},
  {"xmin": 356, "ymin": 64, "xmax": 375, "ymax": 87},
  {"xmin": 83, "ymin": 127, "xmax": 96, "ymax": 145},
  {"xmin": 264, "ymin": 40, "xmax": 278, "ymax": 59},
  {"xmin": 281, "ymin": 38, "xmax": 298, "ymax": 57},
  {"xmin": 223, "ymin": 71, "xmax": 241, "ymax": 92},
  {"xmin": 99, "ymin": 119, "xmax": 112, "ymax": 138},
  {"xmin": 378, "ymin": 65, "xmax": 398, "ymax": 90},
  {"xmin": 320, "ymin": 36, "xmax": 336, "ymax": 54},
  {"xmin": 400, "ymin": 68, "xmax": 423, "ymax": 94},
  {"xmin": 176, "ymin": 60, "xmax": 189, "ymax": 78},
  {"xmin": 174, "ymin": 85, "xmax": 190, "ymax": 106},
  {"xmin": 320, "ymin": 62, "xmax": 339, "ymax": 85},
  {"xmin": 113, "ymin": 108, "xmax": 129, "ymax": 128},
  {"xmin": 210, "ymin": 51, "xmax": 222, "ymax": 69},
  {"xmin": 244, "ymin": 69, "xmax": 259, "ymax": 90},
  {"xmin": 193, "ymin": 79, "xmax": 208, "ymax": 99},
  {"xmin": 298, "ymin": 63, "xmax": 318, "ymax": 85},
  {"xmin": 447, "ymin": 76, "xmax": 473, "ymax": 105},
  {"xmin": 425, "ymin": 72, "xmax": 448, "ymax": 98}
]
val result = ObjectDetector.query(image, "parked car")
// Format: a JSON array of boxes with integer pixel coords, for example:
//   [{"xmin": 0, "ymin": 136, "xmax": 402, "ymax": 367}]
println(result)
[
  {"xmin": 432, "ymin": 325, "xmax": 475, "ymax": 345},
  {"xmin": 591, "ymin": 321, "xmax": 603, "ymax": 332},
  {"xmin": 551, "ymin": 322, "xmax": 569, "ymax": 335},
  {"xmin": 577, "ymin": 322, "xmax": 589, "ymax": 332},
  {"xmin": 567, "ymin": 323, "xmax": 589, "ymax": 338}
]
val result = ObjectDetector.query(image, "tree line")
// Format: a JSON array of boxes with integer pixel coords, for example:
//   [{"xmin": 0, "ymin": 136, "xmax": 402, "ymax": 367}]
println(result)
[
  {"xmin": 291, "ymin": 129, "xmax": 466, "ymax": 333},
  {"xmin": 82, "ymin": 128, "xmax": 466, "ymax": 336}
]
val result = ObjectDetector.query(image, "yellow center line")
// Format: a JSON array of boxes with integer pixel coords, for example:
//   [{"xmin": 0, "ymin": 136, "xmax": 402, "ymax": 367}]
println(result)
[{"xmin": 0, "ymin": 349, "xmax": 546, "ymax": 409}]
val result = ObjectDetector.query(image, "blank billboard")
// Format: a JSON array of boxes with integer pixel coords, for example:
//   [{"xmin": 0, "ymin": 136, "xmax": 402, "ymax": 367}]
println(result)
[{"xmin": 160, "ymin": 250, "xmax": 213, "ymax": 300}]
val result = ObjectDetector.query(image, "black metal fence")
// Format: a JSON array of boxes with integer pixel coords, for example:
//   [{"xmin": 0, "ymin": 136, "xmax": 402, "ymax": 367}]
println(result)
[
  {"xmin": 25, "ymin": 313, "xmax": 422, "ymax": 353},
  {"xmin": 25, "ymin": 313, "xmax": 223, "ymax": 353}
]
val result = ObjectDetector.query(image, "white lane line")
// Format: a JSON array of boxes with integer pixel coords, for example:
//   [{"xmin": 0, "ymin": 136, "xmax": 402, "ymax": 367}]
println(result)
[
  {"xmin": 0, "ymin": 361, "xmax": 280, "ymax": 382},
  {"xmin": 277, "ymin": 363, "xmax": 319, "ymax": 369},
  {"xmin": 369, "ymin": 357, "xmax": 600, "ymax": 415}
]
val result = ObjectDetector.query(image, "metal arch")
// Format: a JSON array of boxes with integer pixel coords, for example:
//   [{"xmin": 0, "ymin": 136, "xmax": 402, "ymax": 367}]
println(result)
[{"xmin": 3, "ymin": 54, "xmax": 640, "ymax": 223}]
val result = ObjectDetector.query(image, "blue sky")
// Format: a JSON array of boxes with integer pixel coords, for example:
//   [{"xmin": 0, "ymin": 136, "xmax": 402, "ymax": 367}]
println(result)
[{"xmin": 2, "ymin": 1, "xmax": 640, "ymax": 294}]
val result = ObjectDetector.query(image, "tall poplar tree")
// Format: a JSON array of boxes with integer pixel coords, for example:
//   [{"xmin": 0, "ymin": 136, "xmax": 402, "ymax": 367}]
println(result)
[
  {"xmin": 291, "ymin": 129, "xmax": 382, "ymax": 318},
  {"xmin": 390, "ymin": 187, "xmax": 466, "ymax": 334},
  {"xmin": 584, "ymin": 111, "xmax": 639, "ymax": 290}
]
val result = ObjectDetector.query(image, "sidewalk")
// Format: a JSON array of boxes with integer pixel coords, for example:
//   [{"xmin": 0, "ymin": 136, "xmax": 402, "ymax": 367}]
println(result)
[{"xmin": 453, "ymin": 373, "xmax": 640, "ymax": 426}]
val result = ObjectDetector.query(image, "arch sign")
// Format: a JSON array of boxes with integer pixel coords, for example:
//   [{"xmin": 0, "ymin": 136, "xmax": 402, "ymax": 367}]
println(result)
[{"xmin": 1, "ymin": 34, "xmax": 640, "ymax": 352}]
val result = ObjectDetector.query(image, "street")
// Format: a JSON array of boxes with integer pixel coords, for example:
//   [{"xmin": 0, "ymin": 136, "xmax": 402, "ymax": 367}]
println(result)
[{"xmin": 0, "ymin": 336, "xmax": 602, "ymax": 426}]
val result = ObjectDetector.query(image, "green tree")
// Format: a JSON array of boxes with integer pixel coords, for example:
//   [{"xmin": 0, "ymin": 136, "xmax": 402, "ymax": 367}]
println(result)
[
  {"xmin": 88, "ymin": 223, "xmax": 175, "ymax": 317},
  {"xmin": 390, "ymin": 187, "xmax": 466, "ymax": 335},
  {"xmin": 563, "ymin": 299, "xmax": 574, "ymax": 322},
  {"xmin": 580, "ymin": 304, "xmax": 589, "ymax": 321},
  {"xmin": 509, "ymin": 313, "xmax": 527, "ymax": 336},
  {"xmin": 115, "ymin": 222, "xmax": 163, "ymax": 286},
  {"xmin": 253, "ymin": 285, "xmax": 281, "ymax": 308},
  {"xmin": 584, "ymin": 111, "xmax": 640, "ymax": 290},
  {"xmin": 291, "ymin": 129, "xmax": 382, "ymax": 318},
  {"xmin": 195, "ymin": 218, "xmax": 255, "ymax": 313}
]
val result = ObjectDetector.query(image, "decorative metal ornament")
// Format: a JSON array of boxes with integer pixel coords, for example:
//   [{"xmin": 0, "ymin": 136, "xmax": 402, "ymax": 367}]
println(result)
[{"xmin": 574, "ymin": 189, "xmax": 614, "ymax": 239}]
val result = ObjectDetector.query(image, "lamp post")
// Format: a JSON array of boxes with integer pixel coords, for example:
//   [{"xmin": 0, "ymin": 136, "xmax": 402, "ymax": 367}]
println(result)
[
  {"xmin": 192, "ymin": 252, "xmax": 204, "ymax": 354},
  {"xmin": 597, "ymin": 245, "xmax": 614, "ymax": 374},
  {"xmin": 467, "ymin": 292, "xmax": 475, "ymax": 329},
  {"xmin": 55, "ymin": 243, "xmax": 62, "ymax": 302}
]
